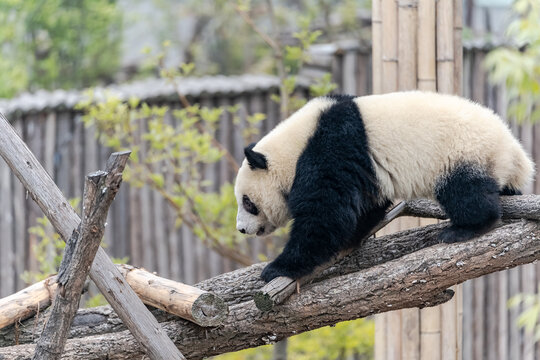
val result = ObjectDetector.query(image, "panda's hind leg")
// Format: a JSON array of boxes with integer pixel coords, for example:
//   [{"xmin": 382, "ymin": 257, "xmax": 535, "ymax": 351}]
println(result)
[{"xmin": 435, "ymin": 164, "xmax": 501, "ymax": 244}]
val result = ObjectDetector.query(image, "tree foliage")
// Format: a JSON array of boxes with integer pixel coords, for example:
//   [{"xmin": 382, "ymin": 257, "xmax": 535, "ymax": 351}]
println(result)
[
  {"xmin": 213, "ymin": 319, "xmax": 374, "ymax": 360},
  {"xmin": 485, "ymin": 0, "xmax": 540, "ymax": 123},
  {"xmin": 0, "ymin": 0, "xmax": 121, "ymax": 98}
]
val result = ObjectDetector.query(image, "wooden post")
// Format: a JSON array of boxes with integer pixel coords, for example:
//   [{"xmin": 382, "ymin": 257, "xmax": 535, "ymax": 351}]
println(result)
[
  {"xmin": 33, "ymin": 153, "xmax": 133, "ymax": 360},
  {"xmin": 0, "ymin": 113, "xmax": 184, "ymax": 360},
  {"xmin": 372, "ymin": 0, "xmax": 463, "ymax": 359}
]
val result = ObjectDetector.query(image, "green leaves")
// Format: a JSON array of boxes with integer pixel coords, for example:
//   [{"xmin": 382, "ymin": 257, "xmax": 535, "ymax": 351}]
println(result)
[
  {"xmin": 508, "ymin": 291, "xmax": 540, "ymax": 341},
  {"xmin": 485, "ymin": 0, "xmax": 540, "ymax": 123},
  {"xmin": 0, "ymin": 1, "xmax": 121, "ymax": 97}
]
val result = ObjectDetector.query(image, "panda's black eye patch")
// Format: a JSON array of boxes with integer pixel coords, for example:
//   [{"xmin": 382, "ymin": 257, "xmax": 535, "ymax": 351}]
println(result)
[{"xmin": 243, "ymin": 195, "xmax": 259, "ymax": 215}]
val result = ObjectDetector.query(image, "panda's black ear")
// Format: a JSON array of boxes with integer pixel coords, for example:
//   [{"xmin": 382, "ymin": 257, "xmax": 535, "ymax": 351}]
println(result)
[{"xmin": 244, "ymin": 143, "xmax": 268, "ymax": 170}]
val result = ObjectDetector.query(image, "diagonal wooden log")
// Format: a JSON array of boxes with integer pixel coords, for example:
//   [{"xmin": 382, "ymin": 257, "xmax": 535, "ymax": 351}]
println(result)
[
  {"xmin": 33, "ymin": 154, "xmax": 129, "ymax": 360},
  {"xmin": 0, "ymin": 218, "xmax": 539, "ymax": 359},
  {"xmin": 0, "ymin": 114, "xmax": 184, "ymax": 360},
  {"xmin": 255, "ymin": 195, "xmax": 540, "ymax": 311}
]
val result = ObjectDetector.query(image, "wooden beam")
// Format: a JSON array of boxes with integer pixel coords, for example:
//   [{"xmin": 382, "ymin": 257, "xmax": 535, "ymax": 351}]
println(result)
[{"xmin": 0, "ymin": 113, "xmax": 183, "ymax": 360}]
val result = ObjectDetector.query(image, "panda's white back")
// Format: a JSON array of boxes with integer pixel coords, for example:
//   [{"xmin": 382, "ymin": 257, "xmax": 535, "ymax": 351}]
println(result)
[{"xmin": 355, "ymin": 91, "xmax": 534, "ymax": 200}]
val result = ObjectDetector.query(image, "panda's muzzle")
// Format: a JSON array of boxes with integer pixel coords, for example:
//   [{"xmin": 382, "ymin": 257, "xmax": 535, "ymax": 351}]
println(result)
[{"xmin": 256, "ymin": 227, "xmax": 265, "ymax": 236}]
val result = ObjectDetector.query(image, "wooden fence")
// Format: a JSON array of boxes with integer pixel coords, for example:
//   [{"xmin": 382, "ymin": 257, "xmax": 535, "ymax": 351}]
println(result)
[{"xmin": 0, "ymin": 42, "xmax": 538, "ymax": 360}]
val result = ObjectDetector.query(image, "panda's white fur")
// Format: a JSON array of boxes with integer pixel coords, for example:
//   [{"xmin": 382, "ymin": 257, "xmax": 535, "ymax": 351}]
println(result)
[
  {"xmin": 356, "ymin": 91, "xmax": 534, "ymax": 201},
  {"xmin": 235, "ymin": 91, "xmax": 535, "ymax": 282}
]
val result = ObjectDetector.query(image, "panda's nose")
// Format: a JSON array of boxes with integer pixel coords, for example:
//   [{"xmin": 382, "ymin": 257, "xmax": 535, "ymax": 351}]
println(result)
[{"xmin": 239, "ymin": 228, "xmax": 246, "ymax": 234}]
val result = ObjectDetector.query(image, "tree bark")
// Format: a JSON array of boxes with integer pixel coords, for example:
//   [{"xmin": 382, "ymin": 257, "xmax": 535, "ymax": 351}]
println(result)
[{"xmin": 1, "ymin": 219, "xmax": 539, "ymax": 359}]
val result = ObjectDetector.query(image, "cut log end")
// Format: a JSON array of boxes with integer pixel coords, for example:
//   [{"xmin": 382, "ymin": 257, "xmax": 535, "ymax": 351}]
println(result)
[
  {"xmin": 253, "ymin": 292, "xmax": 273, "ymax": 312},
  {"xmin": 192, "ymin": 293, "xmax": 228, "ymax": 327}
]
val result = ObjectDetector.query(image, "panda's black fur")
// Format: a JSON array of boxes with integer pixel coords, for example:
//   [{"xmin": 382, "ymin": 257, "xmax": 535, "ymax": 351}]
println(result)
[{"xmin": 261, "ymin": 96, "xmax": 392, "ymax": 281}]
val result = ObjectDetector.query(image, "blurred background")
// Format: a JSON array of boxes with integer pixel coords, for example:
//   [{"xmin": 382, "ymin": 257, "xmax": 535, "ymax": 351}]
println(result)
[{"xmin": 0, "ymin": 0, "xmax": 538, "ymax": 359}]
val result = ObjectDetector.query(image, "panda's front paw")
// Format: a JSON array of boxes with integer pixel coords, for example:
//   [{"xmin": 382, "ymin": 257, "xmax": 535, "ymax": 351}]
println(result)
[{"xmin": 261, "ymin": 262, "xmax": 288, "ymax": 282}]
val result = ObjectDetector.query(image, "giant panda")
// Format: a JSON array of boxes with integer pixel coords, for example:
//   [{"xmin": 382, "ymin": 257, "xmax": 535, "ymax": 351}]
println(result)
[{"xmin": 234, "ymin": 91, "xmax": 535, "ymax": 283}]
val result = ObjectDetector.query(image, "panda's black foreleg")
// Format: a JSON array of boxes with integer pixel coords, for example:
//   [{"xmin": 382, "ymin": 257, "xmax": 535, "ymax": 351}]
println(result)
[
  {"xmin": 435, "ymin": 164, "xmax": 502, "ymax": 244},
  {"xmin": 260, "ymin": 201, "xmax": 390, "ymax": 283}
]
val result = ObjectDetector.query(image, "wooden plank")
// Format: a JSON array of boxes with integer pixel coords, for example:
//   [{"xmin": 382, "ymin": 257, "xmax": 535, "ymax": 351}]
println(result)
[
  {"xmin": 0, "ymin": 113, "xmax": 184, "ymax": 359},
  {"xmin": 461, "ymin": 280, "xmax": 472, "ymax": 360},
  {"xmin": 401, "ymin": 308, "xmax": 420, "ymax": 360},
  {"xmin": 372, "ymin": 0, "xmax": 382, "ymax": 94},
  {"xmin": 387, "ymin": 310, "xmax": 402, "ymax": 360},
  {"xmin": 436, "ymin": 0, "xmax": 454, "ymax": 94},
  {"xmin": 456, "ymin": 283, "xmax": 463, "ymax": 360},
  {"xmin": 420, "ymin": 306, "xmax": 440, "ymax": 360},
  {"xmin": 375, "ymin": 313, "xmax": 387, "ymax": 360},
  {"xmin": 486, "ymin": 273, "xmax": 498, "ymax": 360},
  {"xmin": 24, "ymin": 115, "xmax": 43, "ymax": 274},
  {"xmin": 417, "ymin": 0, "xmax": 436, "ymax": 91},
  {"xmin": 44, "ymin": 113, "xmax": 56, "ymax": 180},
  {"xmin": 381, "ymin": 0, "xmax": 398, "ymax": 93},
  {"xmin": 0, "ymin": 148, "xmax": 14, "ymax": 297},
  {"xmin": 398, "ymin": 0, "xmax": 417, "ymax": 91},
  {"xmin": 522, "ymin": 263, "xmax": 536, "ymax": 360},
  {"xmin": 472, "ymin": 277, "xmax": 485, "ymax": 360},
  {"xmin": 440, "ymin": 290, "xmax": 457, "ymax": 360},
  {"xmin": 509, "ymin": 267, "xmax": 521, "ymax": 360},
  {"xmin": 497, "ymin": 270, "xmax": 509, "ymax": 360},
  {"xmin": 453, "ymin": 0, "xmax": 463, "ymax": 94},
  {"xmin": 11, "ymin": 118, "xmax": 26, "ymax": 290},
  {"xmin": 342, "ymin": 50, "xmax": 358, "ymax": 94},
  {"xmin": 55, "ymin": 111, "xmax": 73, "ymax": 197}
]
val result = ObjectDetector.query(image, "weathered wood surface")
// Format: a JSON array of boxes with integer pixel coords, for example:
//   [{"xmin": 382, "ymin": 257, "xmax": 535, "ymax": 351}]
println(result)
[
  {"xmin": 33, "ymin": 153, "xmax": 130, "ymax": 360},
  {"xmin": 0, "ymin": 114, "xmax": 183, "ymax": 360},
  {"xmin": 0, "ymin": 276, "xmax": 57, "ymax": 330},
  {"xmin": 255, "ymin": 196, "xmax": 540, "ymax": 311},
  {"xmin": 0, "ymin": 263, "xmax": 227, "ymax": 331},
  {"xmin": 117, "ymin": 264, "xmax": 227, "ymax": 327},
  {"xmin": 1, "ymin": 218, "xmax": 539, "ymax": 359}
]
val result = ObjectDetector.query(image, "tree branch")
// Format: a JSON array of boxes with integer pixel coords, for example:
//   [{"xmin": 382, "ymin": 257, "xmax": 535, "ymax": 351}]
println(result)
[
  {"xmin": 255, "ymin": 195, "xmax": 540, "ymax": 310},
  {"xmin": 1, "ymin": 213, "xmax": 539, "ymax": 359}
]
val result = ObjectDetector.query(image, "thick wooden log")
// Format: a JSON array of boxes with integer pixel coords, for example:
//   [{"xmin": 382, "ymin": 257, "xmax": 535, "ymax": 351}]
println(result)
[
  {"xmin": 0, "ymin": 277, "xmax": 57, "ymax": 330},
  {"xmin": 117, "ymin": 265, "xmax": 227, "ymax": 327},
  {"xmin": 0, "ymin": 219, "xmax": 538, "ymax": 359},
  {"xmin": 0, "ymin": 113, "xmax": 183, "ymax": 360},
  {"xmin": 33, "ymin": 154, "xmax": 130, "ymax": 360},
  {"xmin": 254, "ymin": 196, "xmax": 539, "ymax": 311},
  {"xmin": 0, "ymin": 265, "xmax": 227, "ymax": 331}
]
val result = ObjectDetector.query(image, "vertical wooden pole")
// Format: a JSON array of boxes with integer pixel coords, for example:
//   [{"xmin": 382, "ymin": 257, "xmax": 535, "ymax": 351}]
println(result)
[
  {"xmin": 373, "ymin": 0, "xmax": 463, "ymax": 359},
  {"xmin": 382, "ymin": 0, "xmax": 398, "ymax": 93},
  {"xmin": 372, "ymin": 0, "xmax": 383, "ymax": 94},
  {"xmin": 397, "ymin": 2, "xmax": 420, "ymax": 359}
]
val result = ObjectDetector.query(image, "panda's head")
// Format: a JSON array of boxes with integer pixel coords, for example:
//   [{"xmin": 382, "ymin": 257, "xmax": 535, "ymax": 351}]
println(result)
[{"xmin": 234, "ymin": 143, "xmax": 291, "ymax": 236}]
